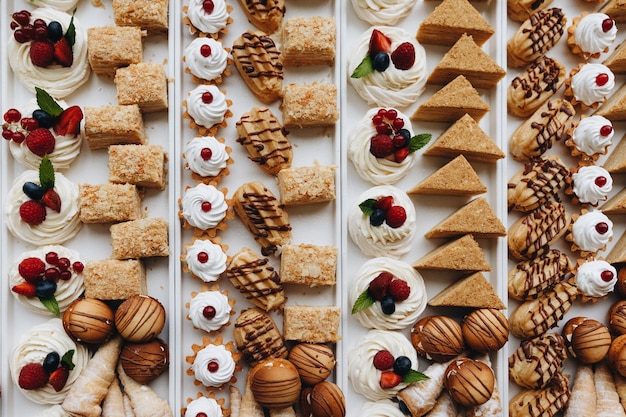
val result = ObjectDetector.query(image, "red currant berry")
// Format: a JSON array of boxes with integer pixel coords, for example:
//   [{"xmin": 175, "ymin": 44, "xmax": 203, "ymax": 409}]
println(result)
[
  {"xmin": 44, "ymin": 267, "xmax": 60, "ymax": 281},
  {"xmin": 12, "ymin": 131, "xmax": 25, "ymax": 143},
  {"xmin": 202, "ymin": 305, "xmax": 216, "ymax": 319},
  {"xmin": 22, "ymin": 24, "xmax": 35, "ymax": 39},
  {"xmin": 386, "ymin": 109, "xmax": 398, "ymax": 121},
  {"xmin": 72, "ymin": 261, "xmax": 84, "ymax": 273},
  {"xmin": 595, "ymin": 222, "xmax": 609, "ymax": 234},
  {"xmin": 376, "ymin": 108, "xmax": 387, "ymax": 117},
  {"xmin": 596, "ymin": 73, "xmax": 610, "ymax": 87},
  {"xmin": 59, "ymin": 270, "xmax": 72, "ymax": 281},
  {"xmin": 33, "ymin": 19, "xmax": 46, "ymax": 29},
  {"xmin": 207, "ymin": 361, "xmax": 219, "ymax": 372},
  {"xmin": 200, "ymin": 44, "xmax": 212, "ymax": 57},
  {"xmin": 600, "ymin": 125, "xmax": 613, "ymax": 136},
  {"xmin": 200, "ymin": 148, "xmax": 213, "ymax": 161},
  {"xmin": 10, "ymin": 21, "xmax": 18, "ymax": 30},
  {"xmin": 12, "ymin": 11, "xmax": 31, "ymax": 27},
  {"xmin": 372, "ymin": 115, "xmax": 383, "ymax": 126},
  {"xmin": 201, "ymin": 201, "xmax": 212, "ymax": 212},
  {"xmin": 34, "ymin": 26, "xmax": 48, "ymax": 41},
  {"xmin": 595, "ymin": 176, "xmax": 608, "ymax": 187},
  {"xmin": 602, "ymin": 18, "xmax": 614, "ymax": 33},
  {"xmin": 13, "ymin": 30, "xmax": 29, "ymax": 43},
  {"xmin": 20, "ymin": 117, "xmax": 39, "ymax": 131},
  {"xmin": 202, "ymin": 0, "xmax": 215, "ymax": 14},
  {"xmin": 392, "ymin": 118, "xmax": 404, "ymax": 130},
  {"xmin": 45, "ymin": 251, "xmax": 59, "ymax": 265},
  {"xmin": 376, "ymin": 123, "xmax": 390, "ymax": 134},
  {"xmin": 197, "ymin": 251, "xmax": 209, "ymax": 263},
  {"xmin": 601, "ymin": 270, "xmax": 615, "ymax": 282},
  {"xmin": 57, "ymin": 258, "xmax": 71, "ymax": 271},
  {"xmin": 2, "ymin": 130, "xmax": 12, "ymax": 140},
  {"xmin": 4, "ymin": 108, "xmax": 21, "ymax": 123},
  {"xmin": 201, "ymin": 92, "xmax": 213, "ymax": 104}
]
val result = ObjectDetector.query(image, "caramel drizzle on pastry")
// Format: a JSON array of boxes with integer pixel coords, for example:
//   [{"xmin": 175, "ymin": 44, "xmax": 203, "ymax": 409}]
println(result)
[
  {"xmin": 520, "ymin": 201, "xmax": 568, "ymax": 258},
  {"xmin": 227, "ymin": 255, "xmax": 285, "ymax": 305},
  {"xmin": 529, "ymin": 100, "xmax": 574, "ymax": 156},
  {"xmin": 417, "ymin": 317, "xmax": 464, "ymax": 360},
  {"xmin": 234, "ymin": 309, "xmax": 288, "ymax": 366},
  {"xmin": 511, "ymin": 56, "xmax": 563, "ymax": 100},
  {"xmin": 524, "ymin": 8, "xmax": 566, "ymax": 56},
  {"xmin": 241, "ymin": 191, "xmax": 290, "ymax": 254},
  {"xmin": 509, "ymin": 333, "xmax": 567, "ymax": 389},
  {"xmin": 462, "ymin": 310, "xmax": 508, "ymax": 350},
  {"xmin": 508, "ymin": 157, "xmax": 570, "ymax": 211},
  {"xmin": 244, "ymin": 0, "xmax": 285, "ymax": 20},
  {"xmin": 510, "ymin": 372, "xmax": 570, "ymax": 417},
  {"xmin": 513, "ymin": 282, "xmax": 576, "ymax": 338},
  {"xmin": 232, "ymin": 31, "xmax": 283, "ymax": 80},
  {"xmin": 508, "ymin": 249, "xmax": 572, "ymax": 300}
]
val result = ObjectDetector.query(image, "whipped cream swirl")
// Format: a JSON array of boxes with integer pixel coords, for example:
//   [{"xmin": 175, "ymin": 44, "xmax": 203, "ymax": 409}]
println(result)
[
  {"xmin": 181, "ymin": 183, "xmax": 228, "ymax": 231},
  {"xmin": 27, "ymin": 0, "xmax": 79, "ymax": 12},
  {"xmin": 350, "ymin": 0, "xmax": 418, "ymax": 25},
  {"xmin": 348, "ymin": 26, "xmax": 426, "ymax": 108},
  {"xmin": 10, "ymin": 99, "xmax": 83, "ymax": 171},
  {"xmin": 10, "ymin": 245, "xmax": 84, "ymax": 315},
  {"xmin": 572, "ymin": 210, "xmax": 613, "ymax": 253},
  {"xmin": 189, "ymin": 291, "xmax": 231, "ymax": 332},
  {"xmin": 348, "ymin": 329, "xmax": 418, "ymax": 401},
  {"xmin": 186, "ymin": 85, "xmax": 229, "ymax": 130},
  {"xmin": 185, "ymin": 397, "xmax": 223, "ymax": 417},
  {"xmin": 348, "ymin": 185, "xmax": 416, "ymax": 258},
  {"xmin": 184, "ymin": 136, "xmax": 229, "ymax": 178},
  {"xmin": 8, "ymin": 8, "xmax": 90, "ymax": 99},
  {"xmin": 184, "ymin": 239, "xmax": 228, "ymax": 282},
  {"xmin": 5, "ymin": 170, "xmax": 81, "ymax": 246},
  {"xmin": 571, "ymin": 63, "xmax": 615, "ymax": 107},
  {"xmin": 575, "ymin": 259, "xmax": 617, "ymax": 298},
  {"xmin": 574, "ymin": 13, "xmax": 617, "ymax": 56},
  {"xmin": 184, "ymin": 37, "xmax": 229, "ymax": 82},
  {"xmin": 350, "ymin": 257, "xmax": 426, "ymax": 330},
  {"xmin": 348, "ymin": 107, "xmax": 414, "ymax": 185},
  {"xmin": 186, "ymin": 0, "xmax": 230, "ymax": 35},
  {"xmin": 571, "ymin": 115, "xmax": 614, "ymax": 156},
  {"xmin": 10, "ymin": 318, "xmax": 89, "ymax": 405},
  {"xmin": 192, "ymin": 344, "xmax": 236, "ymax": 387},
  {"xmin": 572, "ymin": 165, "xmax": 612, "ymax": 205},
  {"xmin": 358, "ymin": 400, "xmax": 406, "ymax": 417}
]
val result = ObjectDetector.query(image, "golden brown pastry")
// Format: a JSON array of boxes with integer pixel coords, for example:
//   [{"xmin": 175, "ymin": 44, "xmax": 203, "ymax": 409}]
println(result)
[
  {"xmin": 508, "ymin": 249, "xmax": 573, "ymax": 301},
  {"xmin": 508, "ymin": 333, "xmax": 567, "ymax": 390},
  {"xmin": 238, "ymin": 0, "xmax": 284, "ymax": 34},
  {"xmin": 562, "ymin": 317, "xmax": 611, "ymax": 364},
  {"xmin": 411, "ymin": 316, "xmax": 464, "ymax": 362},
  {"xmin": 563, "ymin": 365, "xmax": 596, "ymax": 417},
  {"xmin": 509, "ymin": 373, "xmax": 570, "ymax": 417},
  {"xmin": 462, "ymin": 309, "xmax": 509, "ymax": 353},
  {"xmin": 508, "ymin": 56, "xmax": 567, "ymax": 117},
  {"xmin": 507, "ymin": 0, "xmax": 554, "ymax": 22},
  {"xmin": 233, "ymin": 308, "xmax": 288, "ymax": 367},
  {"xmin": 507, "ymin": 8, "xmax": 567, "ymax": 68},
  {"xmin": 507, "ymin": 155, "xmax": 570, "ymax": 212}
]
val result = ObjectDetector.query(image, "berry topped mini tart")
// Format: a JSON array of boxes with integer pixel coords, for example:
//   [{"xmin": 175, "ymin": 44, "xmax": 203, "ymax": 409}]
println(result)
[
  {"xmin": 573, "ymin": 258, "xmax": 617, "ymax": 303},
  {"xmin": 567, "ymin": 12, "xmax": 617, "ymax": 60},
  {"xmin": 2, "ymin": 88, "xmax": 83, "ymax": 171},
  {"xmin": 183, "ymin": 84, "xmax": 233, "ymax": 137},
  {"xmin": 183, "ymin": 0, "xmax": 233, "ymax": 39},
  {"xmin": 566, "ymin": 209, "xmax": 614, "ymax": 258},
  {"xmin": 5, "ymin": 157, "xmax": 81, "ymax": 246},
  {"xmin": 186, "ymin": 335, "xmax": 242, "ymax": 390},
  {"xmin": 183, "ymin": 37, "xmax": 232, "ymax": 84},
  {"xmin": 183, "ymin": 135, "xmax": 233, "ymax": 184},
  {"xmin": 565, "ymin": 114, "xmax": 614, "ymax": 162},
  {"xmin": 182, "ymin": 236, "xmax": 229, "ymax": 283},
  {"xmin": 183, "ymin": 392, "xmax": 228, "ymax": 417},
  {"xmin": 186, "ymin": 285, "xmax": 235, "ymax": 334},
  {"xmin": 179, "ymin": 183, "xmax": 232, "ymax": 237},
  {"xmin": 7, "ymin": 8, "xmax": 90, "ymax": 99},
  {"xmin": 564, "ymin": 63, "xmax": 615, "ymax": 110},
  {"xmin": 348, "ymin": 27, "xmax": 427, "ymax": 108},
  {"xmin": 348, "ymin": 107, "xmax": 430, "ymax": 185},
  {"xmin": 565, "ymin": 163, "xmax": 613, "ymax": 207}
]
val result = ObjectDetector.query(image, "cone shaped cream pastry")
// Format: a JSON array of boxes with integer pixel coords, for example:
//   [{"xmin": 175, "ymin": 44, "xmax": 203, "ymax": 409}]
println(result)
[
  {"xmin": 62, "ymin": 336, "xmax": 123, "ymax": 417},
  {"xmin": 595, "ymin": 362, "xmax": 626, "ymax": 417},
  {"xmin": 614, "ymin": 371, "xmax": 626, "ymax": 412},
  {"xmin": 117, "ymin": 363, "xmax": 173, "ymax": 417},
  {"xmin": 269, "ymin": 407, "xmax": 296, "ymax": 417},
  {"xmin": 124, "ymin": 394, "xmax": 136, "ymax": 417},
  {"xmin": 424, "ymin": 391, "xmax": 458, "ymax": 417},
  {"xmin": 101, "ymin": 378, "xmax": 126, "ymax": 417},
  {"xmin": 509, "ymin": 372, "xmax": 571, "ymax": 417},
  {"xmin": 564, "ymin": 365, "xmax": 597, "ymax": 417}
]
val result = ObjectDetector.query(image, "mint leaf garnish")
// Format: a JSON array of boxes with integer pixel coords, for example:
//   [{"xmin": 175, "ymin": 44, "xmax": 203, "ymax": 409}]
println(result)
[
  {"xmin": 39, "ymin": 156, "xmax": 55, "ymax": 191},
  {"xmin": 35, "ymin": 87, "xmax": 63, "ymax": 117},
  {"xmin": 351, "ymin": 55, "xmax": 374, "ymax": 79},
  {"xmin": 408, "ymin": 133, "xmax": 431, "ymax": 153},
  {"xmin": 403, "ymin": 369, "xmax": 429, "ymax": 383},
  {"xmin": 61, "ymin": 350, "xmax": 75, "ymax": 370},
  {"xmin": 39, "ymin": 295, "xmax": 60, "ymax": 317},
  {"xmin": 65, "ymin": 9, "xmax": 76, "ymax": 47},
  {"xmin": 359, "ymin": 199, "xmax": 377, "ymax": 216},
  {"xmin": 351, "ymin": 289, "xmax": 375, "ymax": 314}
]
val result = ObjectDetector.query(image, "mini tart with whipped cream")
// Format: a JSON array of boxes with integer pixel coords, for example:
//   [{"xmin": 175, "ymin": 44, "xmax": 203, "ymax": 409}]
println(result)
[
  {"xmin": 7, "ymin": 8, "xmax": 90, "ymax": 99},
  {"xmin": 564, "ymin": 63, "xmax": 615, "ymax": 110},
  {"xmin": 179, "ymin": 183, "xmax": 232, "ymax": 237},
  {"xmin": 187, "ymin": 285, "xmax": 235, "ymax": 333},
  {"xmin": 567, "ymin": 12, "xmax": 617, "ymax": 60},
  {"xmin": 183, "ymin": 392, "xmax": 227, "ymax": 417},
  {"xmin": 566, "ymin": 209, "xmax": 614, "ymax": 258},
  {"xmin": 183, "ymin": 136, "xmax": 233, "ymax": 185},
  {"xmin": 350, "ymin": 257, "xmax": 427, "ymax": 331},
  {"xmin": 182, "ymin": 236, "xmax": 229, "ymax": 282},
  {"xmin": 565, "ymin": 114, "xmax": 614, "ymax": 162},
  {"xmin": 348, "ymin": 26, "xmax": 427, "ymax": 108},
  {"xmin": 348, "ymin": 185, "xmax": 416, "ymax": 258},
  {"xmin": 565, "ymin": 163, "xmax": 613, "ymax": 207},
  {"xmin": 186, "ymin": 335, "xmax": 242, "ymax": 389},
  {"xmin": 183, "ymin": 84, "xmax": 233, "ymax": 137},
  {"xmin": 572, "ymin": 258, "xmax": 617, "ymax": 303},
  {"xmin": 183, "ymin": 0, "xmax": 233, "ymax": 39},
  {"xmin": 183, "ymin": 37, "xmax": 232, "ymax": 84},
  {"xmin": 10, "ymin": 245, "xmax": 84, "ymax": 316},
  {"xmin": 348, "ymin": 107, "xmax": 430, "ymax": 185},
  {"xmin": 350, "ymin": 0, "xmax": 418, "ymax": 26}
]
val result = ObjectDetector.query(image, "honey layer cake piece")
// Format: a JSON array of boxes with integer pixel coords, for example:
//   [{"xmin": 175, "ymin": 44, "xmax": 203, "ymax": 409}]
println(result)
[
  {"xmin": 601, "ymin": 187, "xmax": 626, "ymax": 214},
  {"xmin": 115, "ymin": 62, "xmax": 168, "ymax": 113},
  {"xmin": 112, "ymin": 0, "xmax": 168, "ymax": 33},
  {"xmin": 108, "ymin": 144, "xmax": 167, "ymax": 189},
  {"xmin": 84, "ymin": 105, "xmax": 145, "ymax": 150},
  {"xmin": 110, "ymin": 217, "xmax": 169, "ymax": 259},
  {"xmin": 428, "ymin": 271, "xmax": 505, "ymax": 309},
  {"xmin": 87, "ymin": 26, "xmax": 145, "ymax": 77},
  {"xmin": 606, "ymin": 229, "xmax": 626, "ymax": 264},
  {"xmin": 603, "ymin": 131, "xmax": 626, "ymax": 173},
  {"xmin": 594, "ymin": 82, "xmax": 626, "ymax": 121},
  {"xmin": 417, "ymin": 0, "xmax": 495, "ymax": 46},
  {"xmin": 283, "ymin": 306, "xmax": 341, "ymax": 343},
  {"xmin": 276, "ymin": 165, "xmax": 336, "ymax": 205},
  {"xmin": 599, "ymin": 0, "xmax": 626, "ymax": 23},
  {"xmin": 281, "ymin": 16, "xmax": 336, "ymax": 67},
  {"xmin": 412, "ymin": 234, "xmax": 491, "ymax": 271},
  {"xmin": 84, "ymin": 259, "xmax": 146, "ymax": 300},
  {"xmin": 408, "ymin": 155, "xmax": 487, "ymax": 196},
  {"xmin": 603, "ymin": 40, "xmax": 626, "ymax": 74},
  {"xmin": 281, "ymin": 83, "xmax": 339, "ymax": 128},
  {"xmin": 79, "ymin": 183, "xmax": 144, "ymax": 224},
  {"xmin": 280, "ymin": 244, "xmax": 337, "ymax": 286},
  {"xmin": 425, "ymin": 197, "xmax": 506, "ymax": 239}
]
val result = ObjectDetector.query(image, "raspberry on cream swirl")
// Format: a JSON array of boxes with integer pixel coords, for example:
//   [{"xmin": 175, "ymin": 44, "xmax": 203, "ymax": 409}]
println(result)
[
  {"xmin": 574, "ymin": 13, "xmax": 617, "ymax": 57},
  {"xmin": 185, "ymin": 397, "xmax": 223, "ymax": 417},
  {"xmin": 186, "ymin": 85, "xmax": 230, "ymax": 130},
  {"xmin": 184, "ymin": 136, "xmax": 230, "ymax": 178},
  {"xmin": 180, "ymin": 183, "xmax": 228, "ymax": 232},
  {"xmin": 575, "ymin": 259, "xmax": 617, "ymax": 298},
  {"xmin": 572, "ymin": 165, "xmax": 612, "ymax": 206},
  {"xmin": 7, "ymin": 8, "xmax": 90, "ymax": 99},
  {"xmin": 350, "ymin": 0, "xmax": 418, "ymax": 26},
  {"xmin": 183, "ymin": 37, "xmax": 229, "ymax": 82},
  {"xmin": 571, "ymin": 210, "xmax": 613, "ymax": 254},
  {"xmin": 184, "ymin": 238, "xmax": 228, "ymax": 282},
  {"xmin": 185, "ymin": 0, "xmax": 230, "ymax": 36},
  {"xmin": 570, "ymin": 115, "xmax": 614, "ymax": 157},
  {"xmin": 570, "ymin": 63, "xmax": 615, "ymax": 107},
  {"xmin": 188, "ymin": 291, "xmax": 231, "ymax": 332},
  {"xmin": 192, "ymin": 344, "xmax": 236, "ymax": 388}
]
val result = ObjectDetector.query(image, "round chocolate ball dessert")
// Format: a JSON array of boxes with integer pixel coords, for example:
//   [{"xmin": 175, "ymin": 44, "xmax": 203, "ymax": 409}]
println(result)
[
  {"xmin": 411, "ymin": 315, "xmax": 464, "ymax": 362},
  {"xmin": 462, "ymin": 308, "xmax": 509, "ymax": 353},
  {"xmin": 609, "ymin": 300, "xmax": 626, "ymax": 335},
  {"xmin": 120, "ymin": 338, "xmax": 170, "ymax": 384},
  {"xmin": 250, "ymin": 358, "xmax": 302, "ymax": 409},
  {"xmin": 308, "ymin": 381, "xmax": 346, "ymax": 417},
  {"xmin": 562, "ymin": 317, "xmax": 611, "ymax": 364},
  {"xmin": 62, "ymin": 298, "xmax": 116, "ymax": 344},
  {"xmin": 444, "ymin": 358, "xmax": 495, "ymax": 407},
  {"xmin": 609, "ymin": 334, "xmax": 626, "ymax": 378},
  {"xmin": 288, "ymin": 343, "xmax": 335, "ymax": 385},
  {"xmin": 115, "ymin": 295, "xmax": 166, "ymax": 343}
]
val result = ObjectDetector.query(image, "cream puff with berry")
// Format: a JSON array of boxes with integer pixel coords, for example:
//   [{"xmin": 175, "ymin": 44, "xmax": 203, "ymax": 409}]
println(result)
[
  {"xmin": 348, "ymin": 107, "xmax": 430, "ymax": 185},
  {"xmin": 567, "ymin": 209, "xmax": 613, "ymax": 257},
  {"xmin": 565, "ymin": 115, "xmax": 614, "ymax": 161},
  {"xmin": 179, "ymin": 183, "xmax": 230, "ymax": 237},
  {"xmin": 187, "ymin": 336, "xmax": 241, "ymax": 389},
  {"xmin": 183, "ymin": 84, "xmax": 232, "ymax": 137},
  {"xmin": 564, "ymin": 63, "xmax": 615, "ymax": 110},
  {"xmin": 183, "ymin": 0, "xmax": 233, "ymax": 38},
  {"xmin": 5, "ymin": 157, "xmax": 81, "ymax": 246},
  {"xmin": 187, "ymin": 287, "xmax": 234, "ymax": 333},
  {"xmin": 7, "ymin": 8, "xmax": 90, "ymax": 99},
  {"xmin": 574, "ymin": 258, "xmax": 617, "ymax": 302},
  {"xmin": 567, "ymin": 12, "xmax": 617, "ymax": 60}
]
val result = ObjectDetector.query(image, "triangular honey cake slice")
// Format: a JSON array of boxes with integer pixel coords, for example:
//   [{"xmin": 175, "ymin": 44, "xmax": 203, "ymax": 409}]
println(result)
[
  {"xmin": 408, "ymin": 155, "xmax": 487, "ymax": 196},
  {"xmin": 412, "ymin": 234, "xmax": 491, "ymax": 271},
  {"xmin": 411, "ymin": 76, "xmax": 490, "ymax": 123},
  {"xmin": 416, "ymin": 0, "xmax": 495, "ymax": 46},
  {"xmin": 427, "ymin": 33, "xmax": 505, "ymax": 89},
  {"xmin": 422, "ymin": 113, "xmax": 504, "ymax": 162},
  {"xmin": 603, "ymin": 131, "xmax": 626, "ymax": 173},
  {"xmin": 606, "ymin": 229, "xmax": 626, "ymax": 264},
  {"xmin": 603, "ymin": 40, "xmax": 626, "ymax": 74},
  {"xmin": 599, "ymin": 0, "xmax": 626, "ymax": 23},
  {"xmin": 594, "ymin": 82, "xmax": 626, "ymax": 121},
  {"xmin": 425, "ymin": 197, "xmax": 506, "ymax": 239},
  {"xmin": 602, "ymin": 187, "xmax": 626, "ymax": 214},
  {"xmin": 428, "ymin": 271, "xmax": 505, "ymax": 309}
]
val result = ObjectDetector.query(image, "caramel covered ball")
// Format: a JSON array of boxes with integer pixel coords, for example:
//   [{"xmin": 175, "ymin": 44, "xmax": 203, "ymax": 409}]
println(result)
[
  {"xmin": 115, "ymin": 295, "xmax": 166, "ymax": 342},
  {"xmin": 462, "ymin": 309, "xmax": 509, "ymax": 353},
  {"xmin": 288, "ymin": 343, "xmax": 335, "ymax": 385},
  {"xmin": 250, "ymin": 358, "xmax": 302, "ymax": 409},
  {"xmin": 63, "ymin": 298, "xmax": 116, "ymax": 344},
  {"xmin": 609, "ymin": 300, "xmax": 626, "ymax": 335},
  {"xmin": 609, "ymin": 334, "xmax": 626, "ymax": 378},
  {"xmin": 444, "ymin": 358, "xmax": 494, "ymax": 407},
  {"xmin": 120, "ymin": 338, "xmax": 169, "ymax": 384},
  {"xmin": 562, "ymin": 317, "xmax": 611, "ymax": 364},
  {"xmin": 617, "ymin": 265, "xmax": 626, "ymax": 296},
  {"xmin": 309, "ymin": 381, "xmax": 346, "ymax": 417},
  {"xmin": 411, "ymin": 315, "xmax": 464, "ymax": 362}
]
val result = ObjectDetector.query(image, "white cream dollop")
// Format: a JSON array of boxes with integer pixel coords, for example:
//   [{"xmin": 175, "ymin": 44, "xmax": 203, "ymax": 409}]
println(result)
[
  {"xmin": 7, "ymin": 8, "xmax": 90, "ymax": 99},
  {"xmin": 189, "ymin": 291, "xmax": 231, "ymax": 332},
  {"xmin": 575, "ymin": 259, "xmax": 617, "ymax": 298},
  {"xmin": 5, "ymin": 170, "xmax": 81, "ymax": 246},
  {"xmin": 572, "ymin": 165, "xmax": 612, "ymax": 205},
  {"xmin": 350, "ymin": 257, "xmax": 426, "ymax": 330},
  {"xmin": 10, "ymin": 319, "xmax": 89, "ymax": 405},
  {"xmin": 348, "ymin": 107, "xmax": 415, "ymax": 185},
  {"xmin": 183, "ymin": 37, "xmax": 229, "ymax": 82},
  {"xmin": 348, "ymin": 329, "xmax": 418, "ymax": 401},
  {"xmin": 184, "ymin": 239, "xmax": 228, "ymax": 282},
  {"xmin": 25, "ymin": 0, "xmax": 79, "ymax": 12},
  {"xmin": 181, "ymin": 183, "xmax": 228, "ymax": 231},
  {"xmin": 572, "ymin": 210, "xmax": 613, "ymax": 253},
  {"xmin": 186, "ymin": 0, "xmax": 230, "ymax": 35},
  {"xmin": 358, "ymin": 400, "xmax": 406, "ymax": 417},
  {"xmin": 350, "ymin": 0, "xmax": 418, "ymax": 25},
  {"xmin": 574, "ymin": 13, "xmax": 617, "ymax": 56},
  {"xmin": 185, "ymin": 397, "xmax": 223, "ymax": 417},
  {"xmin": 571, "ymin": 115, "xmax": 614, "ymax": 156},
  {"xmin": 186, "ymin": 85, "xmax": 229, "ymax": 130},
  {"xmin": 348, "ymin": 185, "xmax": 416, "ymax": 258},
  {"xmin": 571, "ymin": 63, "xmax": 615, "ymax": 107},
  {"xmin": 184, "ymin": 136, "xmax": 229, "ymax": 178},
  {"xmin": 348, "ymin": 26, "xmax": 426, "ymax": 108},
  {"xmin": 192, "ymin": 344, "xmax": 236, "ymax": 388}
]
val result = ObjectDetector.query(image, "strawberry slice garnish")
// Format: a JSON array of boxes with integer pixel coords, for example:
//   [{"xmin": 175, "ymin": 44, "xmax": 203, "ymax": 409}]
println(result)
[
  {"xmin": 12, "ymin": 282, "xmax": 37, "ymax": 297},
  {"xmin": 48, "ymin": 367, "xmax": 69, "ymax": 392},
  {"xmin": 53, "ymin": 105, "xmax": 83, "ymax": 137},
  {"xmin": 368, "ymin": 29, "xmax": 392, "ymax": 57},
  {"xmin": 41, "ymin": 189, "xmax": 61, "ymax": 212},
  {"xmin": 53, "ymin": 37, "xmax": 73, "ymax": 67},
  {"xmin": 379, "ymin": 371, "xmax": 402, "ymax": 389}
]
